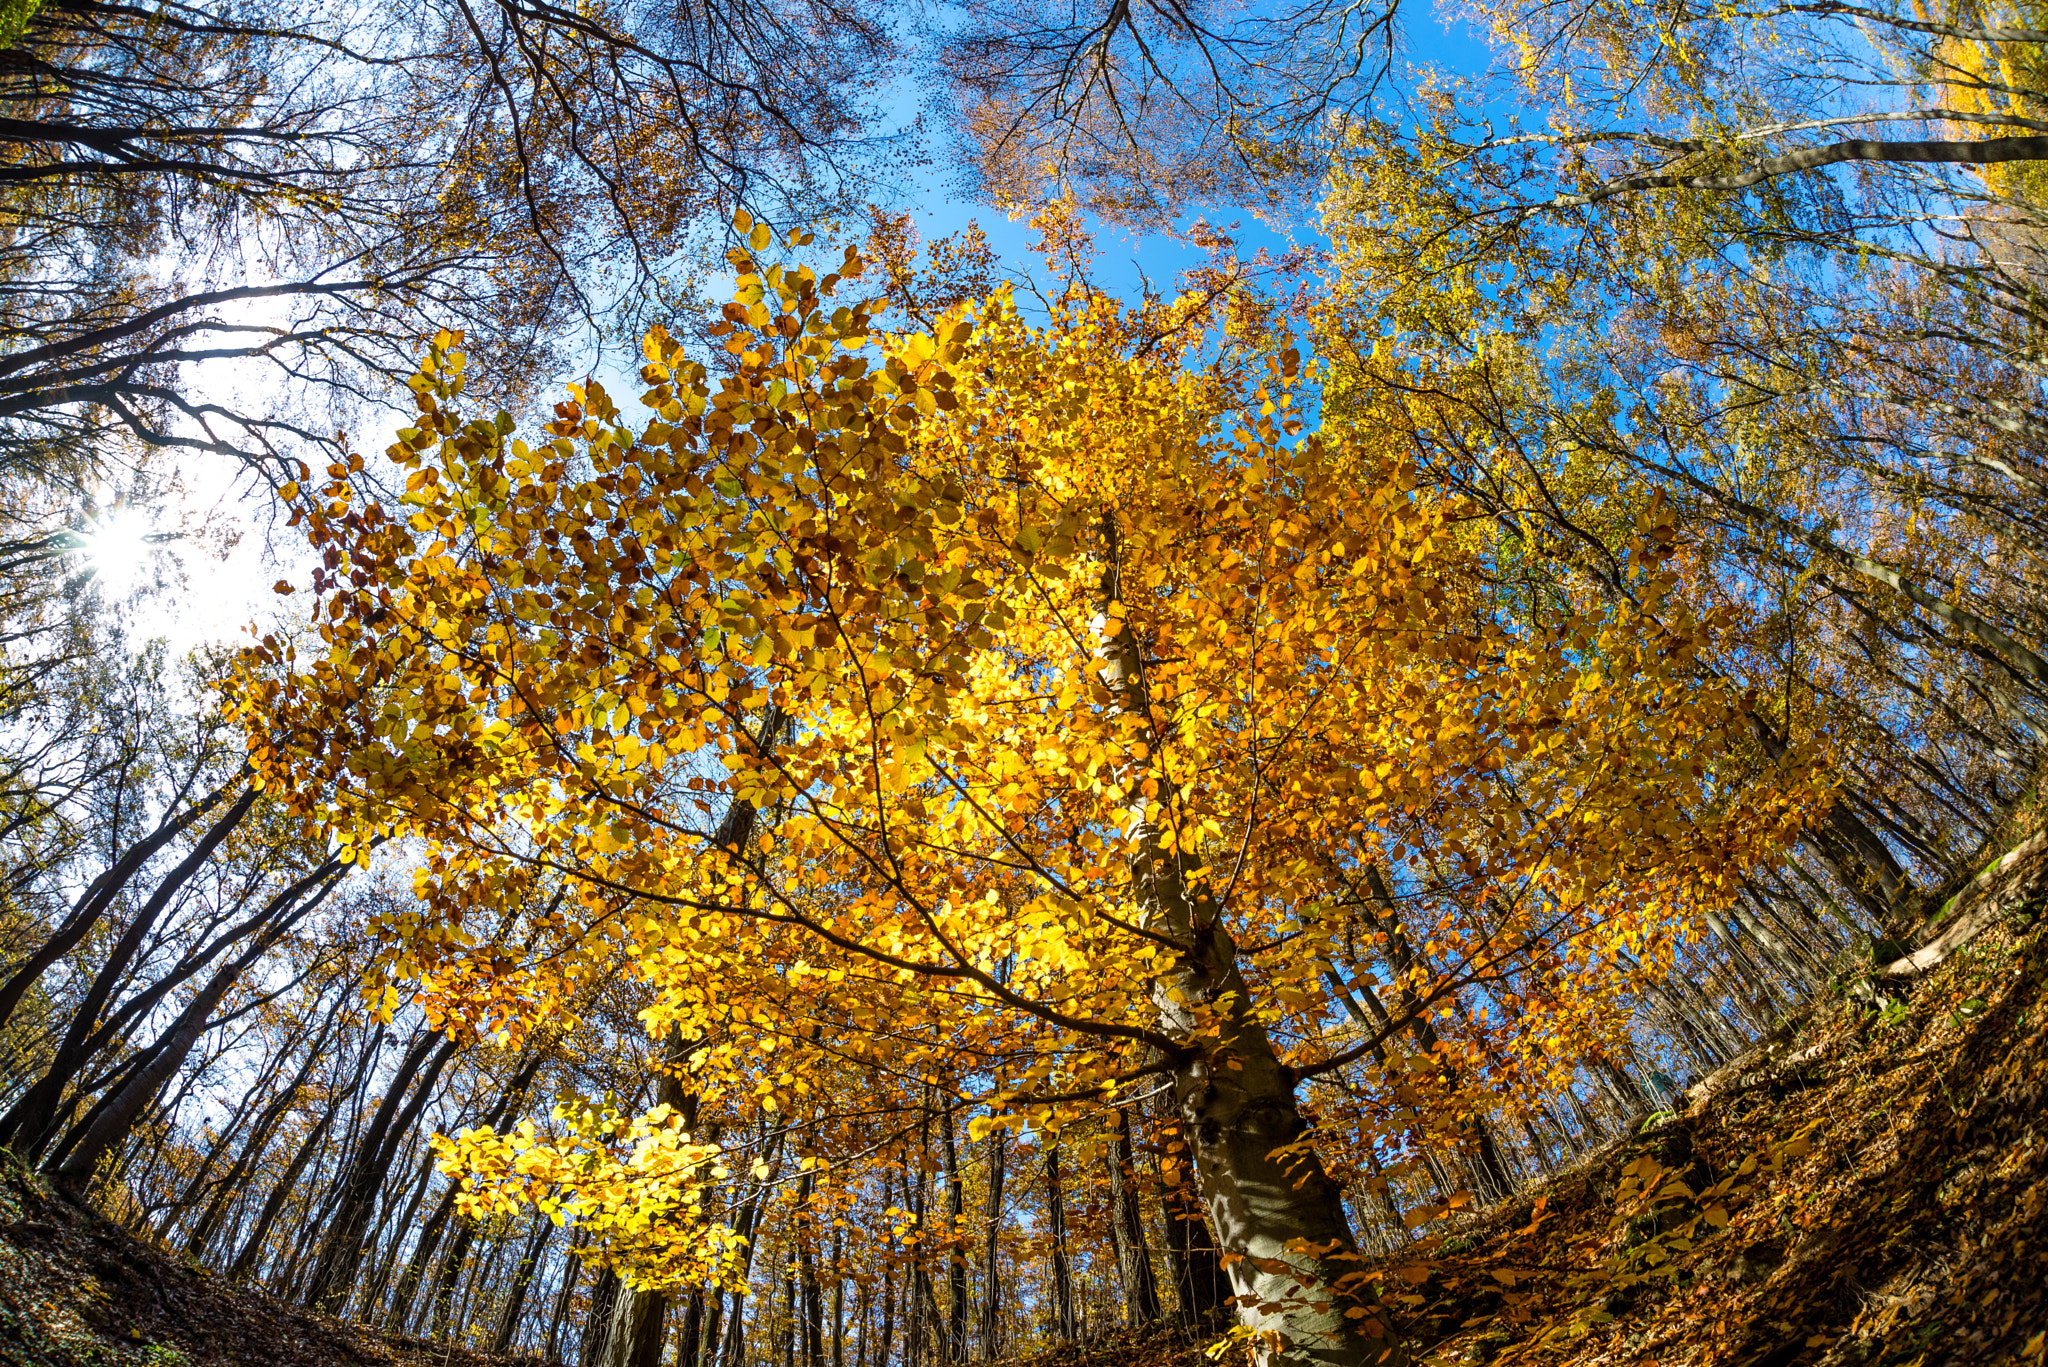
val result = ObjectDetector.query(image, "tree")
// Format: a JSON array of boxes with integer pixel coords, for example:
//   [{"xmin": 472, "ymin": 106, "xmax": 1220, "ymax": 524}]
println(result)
[{"xmin": 231, "ymin": 210, "xmax": 1821, "ymax": 1364}]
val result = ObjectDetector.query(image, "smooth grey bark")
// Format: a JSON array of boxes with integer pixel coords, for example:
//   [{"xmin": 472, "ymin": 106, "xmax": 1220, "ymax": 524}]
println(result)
[{"xmin": 592, "ymin": 1269, "xmax": 668, "ymax": 1367}]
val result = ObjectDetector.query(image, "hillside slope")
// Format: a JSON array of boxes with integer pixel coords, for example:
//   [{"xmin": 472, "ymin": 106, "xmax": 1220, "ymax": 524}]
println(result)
[{"xmin": 0, "ymin": 1156, "xmax": 536, "ymax": 1367}]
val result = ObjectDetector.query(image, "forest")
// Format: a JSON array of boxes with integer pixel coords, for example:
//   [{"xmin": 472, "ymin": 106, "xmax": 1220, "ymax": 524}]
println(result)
[{"xmin": 3, "ymin": 0, "xmax": 2048, "ymax": 1363}]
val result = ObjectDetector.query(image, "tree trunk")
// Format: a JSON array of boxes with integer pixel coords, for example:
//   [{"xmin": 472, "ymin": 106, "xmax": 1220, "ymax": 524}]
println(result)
[
  {"xmin": 582, "ymin": 1269, "xmax": 623, "ymax": 1367},
  {"xmin": 803, "ymin": 1242, "xmax": 826, "ymax": 1367},
  {"xmin": 593, "ymin": 1270, "xmax": 668, "ymax": 1367},
  {"xmin": 590, "ymin": 1030, "xmax": 705, "ymax": 1367},
  {"xmin": 429, "ymin": 1218, "xmax": 478, "ymax": 1341},
  {"xmin": 675, "ymin": 1288, "xmax": 707, "ymax": 1367},
  {"xmin": 832, "ymin": 1227, "xmax": 846, "ymax": 1367},
  {"xmin": 976, "ymin": 1131, "xmax": 1003, "ymax": 1359},
  {"xmin": 876, "ymin": 1244, "xmax": 897, "ymax": 1367},
  {"xmin": 230, "ymin": 1029, "xmax": 380, "ymax": 1281},
  {"xmin": 150, "ymin": 1048, "xmax": 286, "ymax": 1244},
  {"xmin": 382, "ymin": 1035, "xmax": 557, "ymax": 1330},
  {"xmin": 1750, "ymin": 712, "xmax": 1917, "ymax": 924},
  {"xmin": 544, "ymin": 1232, "xmax": 586, "ymax": 1364},
  {"xmin": 0, "ymin": 773, "xmax": 245, "ymax": 1038},
  {"xmin": 0, "ymin": 785, "xmax": 259, "ymax": 1155},
  {"xmin": 940, "ymin": 1109, "xmax": 968, "ymax": 1363},
  {"xmin": 1106, "ymin": 1108, "xmax": 1161, "ymax": 1326},
  {"xmin": 183, "ymin": 997, "xmax": 345, "ymax": 1258},
  {"xmin": 385, "ymin": 1181, "xmax": 459, "ymax": 1334},
  {"xmin": 1043, "ymin": 1143, "xmax": 1074, "ymax": 1342},
  {"xmin": 56, "ymin": 901, "xmax": 313, "ymax": 1183},
  {"xmin": 906, "ymin": 1119, "xmax": 930, "ymax": 1367},
  {"xmin": 699, "ymin": 1290, "xmax": 727, "ymax": 1367},
  {"xmin": 783, "ymin": 1260, "xmax": 800, "ymax": 1367},
  {"xmin": 361, "ymin": 1143, "xmax": 439, "ymax": 1321},
  {"xmin": 1096, "ymin": 515, "xmax": 1402, "ymax": 1367},
  {"xmin": 706, "ymin": 1125, "xmax": 785, "ymax": 1367},
  {"xmin": 1158, "ymin": 1123, "xmax": 1228, "ymax": 1324},
  {"xmin": 1353, "ymin": 867, "xmax": 1515, "ymax": 1205},
  {"xmin": 490, "ymin": 1214, "xmax": 558, "ymax": 1354}
]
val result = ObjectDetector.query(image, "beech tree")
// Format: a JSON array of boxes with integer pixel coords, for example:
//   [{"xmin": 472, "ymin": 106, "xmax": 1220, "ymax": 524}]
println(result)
[{"xmin": 228, "ymin": 211, "xmax": 1821, "ymax": 1364}]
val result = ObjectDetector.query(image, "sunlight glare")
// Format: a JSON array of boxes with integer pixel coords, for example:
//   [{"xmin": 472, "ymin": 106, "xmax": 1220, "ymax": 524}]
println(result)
[{"xmin": 79, "ymin": 505, "xmax": 161, "ymax": 597}]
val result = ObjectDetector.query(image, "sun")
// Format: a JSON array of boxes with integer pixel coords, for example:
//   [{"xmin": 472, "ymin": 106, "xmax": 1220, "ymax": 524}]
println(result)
[{"xmin": 77, "ymin": 505, "xmax": 162, "ymax": 596}]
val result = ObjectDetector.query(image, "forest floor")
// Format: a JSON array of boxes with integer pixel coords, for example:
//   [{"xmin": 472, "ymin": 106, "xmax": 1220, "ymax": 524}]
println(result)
[
  {"xmin": 6, "ymin": 865, "xmax": 2048, "ymax": 1367},
  {"xmin": 0, "ymin": 1150, "xmax": 540, "ymax": 1367},
  {"xmin": 1334, "ymin": 908, "xmax": 2048, "ymax": 1367}
]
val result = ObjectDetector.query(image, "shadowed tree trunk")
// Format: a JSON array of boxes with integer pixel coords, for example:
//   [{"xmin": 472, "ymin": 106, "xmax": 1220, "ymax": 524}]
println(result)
[
  {"xmin": 582, "ymin": 1270, "xmax": 623, "ymax": 1367},
  {"xmin": 1106, "ymin": 1108, "xmax": 1161, "ymax": 1326},
  {"xmin": 0, "ymin": 773, "xmax": 247, "ymax": 1040},
  {"xmin": 0, "ymin": 785, "xmax": 259, "ymax": 1156},
  {"xmin": 591, "ymin": 1032, "xmax": 705, "ymax": 1367},
  {"xmin": 302, "ymin": 1029, "xmax": 459, "ymax": 1313},
  {"xmin": 182, "ymin": 995, "xmax": 346, "ymax": 1258},
  {"xmin": 941, "ymin": 1108, "xmax": 968, "ymax": 1363},
  {"xmin": 55, "ymin": 860, "xmax": 347, "ymax": 1184},
  {"xmin": 489, "ymin": 1214, "xmax": 557, "ymax": 1354},
  {"xmin": 977, "ymin": 1130, "xmax": 1004, "ymax": 1359},
  {"xmin": 232, "ymin": 1027, "xmax": 384, "ymax": 1281},
  {"xmin": 1158, "ymin": 1120, "xmax": 1229, "ymax": 1324},
  {"xmin": 674, "ymin": 1288, "xmax": 707, "ymax": 1367},
  {"xmin": 1043, "ymin": 1142, "xmax": 1075, "ymax": 1342}
]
